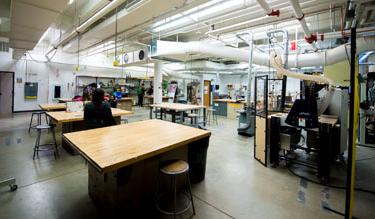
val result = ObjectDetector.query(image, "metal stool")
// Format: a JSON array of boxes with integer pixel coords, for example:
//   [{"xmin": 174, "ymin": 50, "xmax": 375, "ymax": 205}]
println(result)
[
  {"xmin": 156, "ymin": 160, "xmax": 195, "ymax": 219},
  {"xmin": 121, "ymin": 117, "xmax": 129, "ymax": 124},
  {"xmin": 33, "ymin": 124, "xmax": 58, "ymax": 159},
  {"xmin": 187, "ymin": 113, "xmax": 199, "ymax": 127},
  {"xmin": 29, "ymin": 111, "xmax": 48, "ymax": 133},
  {"xmin": 206, "ymin": 108, "xmax": 218, "ymax": 125}
]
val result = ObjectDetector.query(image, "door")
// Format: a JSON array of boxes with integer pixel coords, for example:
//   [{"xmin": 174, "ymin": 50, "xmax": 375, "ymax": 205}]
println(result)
[
  {"xmin": 0, "ymin": 73, "xmax": 13, "ymax": 114},
  {"xmin": 203, "ymin": 80, "xmax": 211, "ymax": 107}
]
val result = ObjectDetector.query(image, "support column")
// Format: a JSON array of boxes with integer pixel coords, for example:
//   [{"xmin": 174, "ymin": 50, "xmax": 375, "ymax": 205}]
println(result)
[{"xmin": 153, "ymin": 61, "xmax": 163, "ymax": 104}]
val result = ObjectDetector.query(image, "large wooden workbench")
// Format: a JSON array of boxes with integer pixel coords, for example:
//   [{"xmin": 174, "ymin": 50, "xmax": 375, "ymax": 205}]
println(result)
[
  {"xmin": 47, "ymin": 108, "xmax": 132, "ymax": 154},
  {"xmin": 63, "ymin": 120, "xmax": 211, "ymax": 213},
  {"xmin": 39, "ymin": 103, "xmax": 67, "ymax": 111},
  {"xmin": 150, "ymin": 102, "xmax": 206, "ymax": 124}
]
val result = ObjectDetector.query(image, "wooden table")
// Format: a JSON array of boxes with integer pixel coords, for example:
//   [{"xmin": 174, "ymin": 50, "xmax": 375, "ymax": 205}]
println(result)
[
  {"xmin": 47, "ymin": 108, "xmax": 132, "ymax": 154},
  {"xmin": 144, "ymin": 95, "xmax": 169, "ymax": 105},
  {"xmin": 150, "ymin": 102, "xmax": 206, "ymax": 125},
  {"xmin": 39, "ymin": 103, "xmax": 66, "ymax": 111},
  {"xmin": 63, "ymin": 119, "xmax": 211, "ymax": 212},
  {"xmin": 117, "ymin": 97, "xmax": 133, "ymax": 111}
]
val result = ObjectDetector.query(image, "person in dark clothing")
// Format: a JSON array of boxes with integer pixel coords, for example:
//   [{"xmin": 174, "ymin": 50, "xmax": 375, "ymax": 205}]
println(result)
[
  {"xmin": 84, "ymin": 88, "xmax": 116, "ymax": 129},
  {"xmin": 137, "ymin": 83, "xmax": 146, "ymax": 107}
]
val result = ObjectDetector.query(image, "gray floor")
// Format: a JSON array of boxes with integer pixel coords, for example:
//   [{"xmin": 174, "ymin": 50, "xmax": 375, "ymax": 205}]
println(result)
[{"xmin": 0, "ymin": 107, "xmax": 374, "ymax": 219}]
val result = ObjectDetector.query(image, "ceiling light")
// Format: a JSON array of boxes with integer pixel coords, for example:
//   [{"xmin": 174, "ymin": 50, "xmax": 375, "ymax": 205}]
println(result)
[{"xmin": 68, "ymin": 0, "xmax": 75, "ymax": 5}]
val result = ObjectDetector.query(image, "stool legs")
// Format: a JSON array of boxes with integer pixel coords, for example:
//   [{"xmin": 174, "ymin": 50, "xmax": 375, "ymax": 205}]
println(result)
[
  {"xmin": 173, "ymin": 176, "xmax": 177, "ymax": 219},
  {"xmin": 156, "ymin": 171, "xmax": 195, "ymax": 218},
  {"xmin": 33, "ymin": 129, "xmax": 41, "ymax": 159},
  {"xmin": 28, "ymin": 113, "xmax": 34, "ymax": 133},
  {"xmin": 33, "ymin": 126, "xmax": 58, "ymax": 159},
  {"xmin": 51, "ymin": 126, "xmax": 58, "ymax": 158},
  {"xmin": 187, "ymin": 173, "xmax": 195, "ymax": 215}
]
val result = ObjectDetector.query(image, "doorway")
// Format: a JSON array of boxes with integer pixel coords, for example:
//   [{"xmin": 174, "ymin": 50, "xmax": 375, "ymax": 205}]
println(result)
[{"xmin": 0, "ymin": 72, "xmax": 14, "ymax": 114}]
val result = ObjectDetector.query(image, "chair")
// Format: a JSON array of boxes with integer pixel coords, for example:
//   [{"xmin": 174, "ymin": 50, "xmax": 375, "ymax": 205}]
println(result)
[
  {"xmin": 155, "ymin": 160, "xmax": 195, "ymax": 219},
  {"xmin": 29, "ymin": 111, "xmax": 49, "ymax": 133},
  {"xmin": 206, "ymin": 108, "xmax": 218, "ymax": 125},
  {"xmin": 33, "ymin": 124, "xmax": 58, "ymax": 159}
]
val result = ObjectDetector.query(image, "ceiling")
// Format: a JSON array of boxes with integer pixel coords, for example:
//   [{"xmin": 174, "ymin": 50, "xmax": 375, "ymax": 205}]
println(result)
[
  {"xmin": 3, "ymin": 0, "xmax": 375, "ymax": 63},
  {"xmin": 6, "ymin": 0, "xmax": 69, "ymax": 50}
]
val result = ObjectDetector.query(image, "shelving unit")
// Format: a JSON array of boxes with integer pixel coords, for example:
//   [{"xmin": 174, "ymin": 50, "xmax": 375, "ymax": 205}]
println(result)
[{"xmin": 75, "ymin": 76, "xmax": 152, "ymax": 105}]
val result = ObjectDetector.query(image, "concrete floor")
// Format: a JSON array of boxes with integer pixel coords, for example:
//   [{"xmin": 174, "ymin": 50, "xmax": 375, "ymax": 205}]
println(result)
[{"xmin": 0, "ymin": 107, "xmax": 374, "ymax": 219}]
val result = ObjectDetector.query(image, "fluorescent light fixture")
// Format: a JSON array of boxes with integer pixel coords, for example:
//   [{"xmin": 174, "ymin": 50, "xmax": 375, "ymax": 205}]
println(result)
[
  {"xmin": 68, "ymin": 0, "xmax": 75, "ymax": 5},
  {"xmin": 36, "ymin": 27, "xmax": 50, "ymax": 47},
  {"xmin": 152, "ymin": 0, "xmax": 247, "ymax": 33}
]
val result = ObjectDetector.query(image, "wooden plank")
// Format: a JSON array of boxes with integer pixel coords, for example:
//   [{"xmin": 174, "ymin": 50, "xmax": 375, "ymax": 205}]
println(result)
[
  {"xmin": 47, "ymin": 108, "xmax": 132, "ymax": 124},
  {"xmin": 319, "ymin": 115, "xmax": 338, "ymax": 126},
  {"xmin": 63, "ymin": 119, "xmax": 211, "ymax": 173},
  {"xmin": 39, "ymin": 103, "xmax": 67, "ymax": 111},
  {"xmin": 255, "ymin": 116, "xmax": 266, "ymax": 164},
  {"xmin": 150, "ymin": 102, "xmax": 205, "ymax": 111}
]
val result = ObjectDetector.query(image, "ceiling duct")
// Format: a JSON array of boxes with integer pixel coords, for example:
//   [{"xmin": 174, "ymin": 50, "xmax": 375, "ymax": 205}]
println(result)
[{"xmin": 153, "ymin": 37, "xmax": 375, "ymax": 68}]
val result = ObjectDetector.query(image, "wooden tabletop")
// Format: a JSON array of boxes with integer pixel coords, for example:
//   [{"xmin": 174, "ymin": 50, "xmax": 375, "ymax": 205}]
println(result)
[
  {"xmin": 119, "ymin": 97, "xmax": 133, "ymax": 101},
  {"xmin": 63, "ymin": 119, "xmax": 211, "ymax": 173},
  {"xmin": 47, "ymin": 108, "xmax": 132, "ymax": 123},
  {"xmin": 213, "ymin": 99, "xmax": 246, "ymax": 103},
  {"xmin": 319, "ymin": 115, "xmax": 338, "ymax": 126},
  {"xmin": 39, "ymin": 103, "xmax": 67, "ymax": 111},
  {"xmin": 150, "ymin": 102, "xmax": 205, "ymax": 111}
]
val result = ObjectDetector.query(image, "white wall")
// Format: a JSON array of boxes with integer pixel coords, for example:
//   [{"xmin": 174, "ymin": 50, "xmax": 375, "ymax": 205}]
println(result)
[{"xmin": 0, "ymin": 49, "xmax": 149, "ymax": 111}]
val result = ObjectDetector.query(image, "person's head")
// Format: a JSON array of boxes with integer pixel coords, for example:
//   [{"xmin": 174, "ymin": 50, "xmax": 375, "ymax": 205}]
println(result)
[{"xmin": 92, "ymin": 88, "xmax": 105, "ymax": 105}]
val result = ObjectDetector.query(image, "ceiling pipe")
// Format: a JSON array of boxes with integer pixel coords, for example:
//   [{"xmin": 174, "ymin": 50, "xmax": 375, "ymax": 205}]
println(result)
[
  {"xmin": 270, "ymin": 51, "xmax": 335, "ymax": 115},
  {"xmin": 266, "ymin": 29, "xmax": 288, "ymax": 67},
  {"xmin": 256, "ymin": 0, "xmax": 280, "ymax": 16},
  {"xmin": 153, "ymin": 36, "xmax": 375, "ymax": 68},
  {"xmin": 289, "ymin": 0, "xmax": 318, "ymax": 51},
  {"xmin": 45, "ymin": 0, "xmax": 129, "ymax": 58}
]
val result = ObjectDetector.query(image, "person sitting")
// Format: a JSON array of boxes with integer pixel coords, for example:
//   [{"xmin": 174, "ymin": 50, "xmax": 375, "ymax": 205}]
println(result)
[{"xmin": 84, "ymin": 88, "xmax": 116, "ymax": 129}]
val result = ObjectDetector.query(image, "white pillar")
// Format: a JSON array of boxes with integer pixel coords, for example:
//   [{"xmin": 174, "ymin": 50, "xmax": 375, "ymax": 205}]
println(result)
[{"xmin": 153, "ymin": 61, "xmax": 163, "ymax": 104}]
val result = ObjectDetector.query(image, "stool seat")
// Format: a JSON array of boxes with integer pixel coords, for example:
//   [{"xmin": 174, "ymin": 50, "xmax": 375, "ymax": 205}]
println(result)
[
  {"xmin": 35, "ymin": 124, "xmax": 51, "ymax": 130},
  {"xmin": 160, "ymin": 160, "xmax": 189, "ymax": 175},
  {"xmin": 207, "ymin": 108, "xmax": 216, "ymax": 112},
  {"xmin": 32, "ymin": 111, "xmax": 45, "ymax": 114}
]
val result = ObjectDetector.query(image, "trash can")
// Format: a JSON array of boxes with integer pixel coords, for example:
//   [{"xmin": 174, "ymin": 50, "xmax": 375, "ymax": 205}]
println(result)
[{"xmin": 188, "ymin": 137, "xmax": 210, "ymax": 184}]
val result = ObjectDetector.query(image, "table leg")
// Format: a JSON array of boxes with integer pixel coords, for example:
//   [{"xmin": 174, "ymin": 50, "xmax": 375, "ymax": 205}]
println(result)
[
  {"xmin": 180, "ymin": 111, "xmax": 184, "ymax": 123},
  {"xmin": 149, "ymin": 107, "xmax": 153, "ymax": 119},
  {"xmin": 172, "ymin": 111, "xmax": 176, "ymax": 123},
  {"xmin": 160, "ymin": 108, "xmax": 164, "ymax": 120},
  {"xmin": 203, "ymin": 108, "xmax": 206, "ymax": 126}
]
